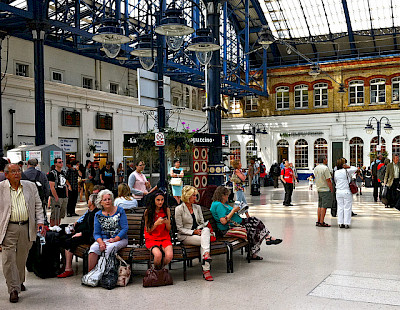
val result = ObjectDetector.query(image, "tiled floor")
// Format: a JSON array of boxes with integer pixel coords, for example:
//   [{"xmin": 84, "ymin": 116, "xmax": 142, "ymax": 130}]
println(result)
[{"xmin": 1, "ymin": 182, "xmax": 399, "ymax": 309}]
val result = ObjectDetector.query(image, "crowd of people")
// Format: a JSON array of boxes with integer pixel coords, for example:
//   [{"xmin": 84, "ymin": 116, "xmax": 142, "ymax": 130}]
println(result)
[{"xmin": 0, "ymin": 152, "xmax": 397, "ymax": 303}]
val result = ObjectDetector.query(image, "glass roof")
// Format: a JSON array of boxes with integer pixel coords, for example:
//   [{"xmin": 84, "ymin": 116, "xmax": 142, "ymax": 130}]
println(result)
[{"xmin": 260, "ymin": 0, "xmax": 400, "ymax": 39}]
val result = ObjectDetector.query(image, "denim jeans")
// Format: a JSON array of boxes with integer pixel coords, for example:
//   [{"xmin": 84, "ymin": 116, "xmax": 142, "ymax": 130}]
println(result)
[{"xmin": 236, "ymin": 189, "xmax": 247, "ymax": 205}]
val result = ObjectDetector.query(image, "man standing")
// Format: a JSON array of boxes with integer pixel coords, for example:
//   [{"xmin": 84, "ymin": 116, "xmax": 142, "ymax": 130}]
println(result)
[
  {"xmin": 314, "ymin": 156, "xmax": 334, "ymax": 227},
  {"xmin": 100, "ymin": 161, "xmax": 115, "ymax": 191},
  {"xmin": 66, "ymin": 160, "xmax": 79, "ymax": 217},
  {"xmin": 371, "ymin": 154, "xmax": 383, "ymax": 202},
  {"xmin": 384, "ymin": 154, "xmax": 400, "ymax": 208},
  {"xmin": 280, "ymin": 161, "xmax": 294, "ymax": 206},
  {"xmin": 21, "ymin": 158, "xmax": 50, "ymax": 224},
  {"xmin": 84, "ymin": 161, "xmax": 95, "ymax": 203},
  {"xmin": 0, "ymin": 164, "xmax": 45, "ymax": 303},
  {"xmin": 92, "ymin": 162, "xmax": 101, "ymax": 186},
  {"xmin": 48, "ymin": 158, "xmax": 70, "ymax": 226},
  {"xmin": 270, "ymin": 162, "xmax": 281, "ymax": 188}
]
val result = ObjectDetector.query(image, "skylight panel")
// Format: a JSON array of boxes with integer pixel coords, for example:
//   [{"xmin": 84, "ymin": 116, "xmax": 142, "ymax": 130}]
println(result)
[
  {"xmin": 300, "ymin": 0, "xmax": 330, "ymax": 37},
  {"xmin": 394, "ymin": 1, "xmax": 400, "ymax": 27},
  {"xmin": 279, "ymin": 0, "xmax": 310, "ymax": 38},
  {"xmin": 369, "ymin": 0, "xmax": 393, "ymax": 29},
  {"xmin": 322, "ymin": 0, "xmax": 348, "ymax": 34},
  {"xmin": 347, "ymin": 0, "xmax": 372, "ymax": 31}
]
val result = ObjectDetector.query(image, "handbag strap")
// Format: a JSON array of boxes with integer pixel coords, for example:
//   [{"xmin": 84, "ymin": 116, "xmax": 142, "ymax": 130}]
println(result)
[{"xmin": 115, "ymin": 254, "xmax": 128, "ymax": 266}]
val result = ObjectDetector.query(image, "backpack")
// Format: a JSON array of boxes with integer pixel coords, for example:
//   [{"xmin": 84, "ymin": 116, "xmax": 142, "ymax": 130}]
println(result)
[
  {"xmin": 260, "ymin": 164, "xmax": 265, "ymax": 174},
  {"xmin": 273, "ymin": 165, "xmax": 281, "ymax": 176},
  {"xmin": 377, "ymin": 164, "xmax": 386, "ymax": 182},
  {"xmin": 372, "ymin": 160, "xmax": 378, "ymax": 177},
  {"xmin": 27, "ymin": 170, "xmax": 46, "ymax": 203}
]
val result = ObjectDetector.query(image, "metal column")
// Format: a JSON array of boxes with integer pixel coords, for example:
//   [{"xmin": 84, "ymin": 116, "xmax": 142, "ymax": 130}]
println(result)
[{"xmin": 207, "ymin": 0, "xmax": 223, "ymax": 186}]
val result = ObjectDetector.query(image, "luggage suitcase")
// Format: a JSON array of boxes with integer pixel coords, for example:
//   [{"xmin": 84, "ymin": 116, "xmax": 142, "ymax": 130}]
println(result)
[
  {"xmin": 250, "ymin": 183, "xmax": 260, "ymax": 196},
  {"xmin": 27, "ymin": 231, "xmax": 61, "ymax": 278}
]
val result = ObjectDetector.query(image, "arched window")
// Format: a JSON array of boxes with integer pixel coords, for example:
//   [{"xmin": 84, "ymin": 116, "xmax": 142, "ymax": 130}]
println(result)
[
  {"xmin": 294, "ymin": 84, "xmax": 308, "ymax": 108},
  {"xmin": 313, "ymin": 83, "xmax": 328, "ymax": 107},
  {"xmin": 392, "ymin": 77, "xmax": 400, "ymax": 103},
  {"xmin": 277, "ymin": 139, "xmax": 289, "ymax": 147},
  {"xmin": 348, "ymin": 80, "xmax": 364, "ymax": 105},
  {"xmin": 370, "ymin": 136, "xmax": 386, "ymax": 154},
  {"xmin": 370, "ymin": 78, "xmax": 386, "ymax": 104},
  {"xmin": 230, "ymin": 141, "xmax": 241, "ymax": 164},
  {"xmin": 393, "ymin": 136, "xmax": 400, "ymax": 156},
  {"xmin": 314, "ymin": 138, "xmax": 328, "ymax": 167},
  {"xmin": 246, "ymin": 140, "xmax": 257, "ymax": 163},
  {"xmin": 295, "ymin": 139, "xmax": 308, "ymax": 169},
  {"xmin": 276, "ymin": 86, "xmax": 289, "ymax": 110},
  {"xmin": 350, "ymin": 137, "xmax": 364, "ymax": 167}
]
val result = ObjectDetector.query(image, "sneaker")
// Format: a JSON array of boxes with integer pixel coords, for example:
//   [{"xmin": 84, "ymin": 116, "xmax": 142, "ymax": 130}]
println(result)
[{"xmin": 57, "ymin": 270, "xmax": 74, "ymax": 278}]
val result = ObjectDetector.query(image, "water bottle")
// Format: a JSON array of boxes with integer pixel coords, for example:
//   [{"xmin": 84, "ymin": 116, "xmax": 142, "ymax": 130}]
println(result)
[{"xmin": 37, "ymin": 228, "xmax": 46, "ymax": 246}]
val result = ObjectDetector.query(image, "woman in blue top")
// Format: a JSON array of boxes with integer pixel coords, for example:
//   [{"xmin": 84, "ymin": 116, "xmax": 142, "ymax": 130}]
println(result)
[
  {"xmin": 88, "ymin": 189, "xmax": 129, "ymax": 271},
  {"xmin": 170, "ymin": 159, "xmax": 184, "ymax": 204},
  {"xmin": 210, "ymin": 186, "xmax": 282, "ymax": 260}
]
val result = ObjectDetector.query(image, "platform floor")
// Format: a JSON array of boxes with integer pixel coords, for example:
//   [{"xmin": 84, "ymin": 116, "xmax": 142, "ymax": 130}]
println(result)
[{"xmin": 1, "ymin": 181, "xmax": 400, "ymax": 310}]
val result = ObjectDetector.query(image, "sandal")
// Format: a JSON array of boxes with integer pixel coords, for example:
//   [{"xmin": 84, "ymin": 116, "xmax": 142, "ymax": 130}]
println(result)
[
  {"xmin": 319, "ymin": 222, "xmax": 331, "ymax": 227},
  {"xmin": 251, "ymin": 255, "xmax": 263, "ymax": 260},
  {"xmin": 202, "ymin": 270, "xmax": 214, "ymax": 281},
  {"xmin": 316, "ymin": 222, "xmax": 320, "ymax": 226}
]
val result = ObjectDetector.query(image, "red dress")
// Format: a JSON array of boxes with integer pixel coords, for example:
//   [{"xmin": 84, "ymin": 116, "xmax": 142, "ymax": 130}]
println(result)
[{"xmin": 144, "ymin": 209, "xmax": 172, "ymax": 249}]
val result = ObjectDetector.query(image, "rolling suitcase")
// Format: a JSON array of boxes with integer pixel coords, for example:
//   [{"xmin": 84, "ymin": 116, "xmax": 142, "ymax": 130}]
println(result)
[{"xmin": 250, "ymin": 183, "xmax": 260, "ymax": 196}]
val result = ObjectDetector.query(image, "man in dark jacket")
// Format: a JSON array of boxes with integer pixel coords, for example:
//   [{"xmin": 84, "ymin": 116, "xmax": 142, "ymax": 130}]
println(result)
[
  {"xmin": 57, "ymin": 193, "xmax": 99, "ymax": 278},
  {"xmin": 270, "ymin": 162, "xmax": 281, "ymax": 188}
]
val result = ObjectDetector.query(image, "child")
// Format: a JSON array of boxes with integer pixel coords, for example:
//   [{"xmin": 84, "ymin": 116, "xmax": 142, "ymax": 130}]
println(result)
[{"xmin": 307, "ymin": 175, "xmax": 314, "ymax": 190}]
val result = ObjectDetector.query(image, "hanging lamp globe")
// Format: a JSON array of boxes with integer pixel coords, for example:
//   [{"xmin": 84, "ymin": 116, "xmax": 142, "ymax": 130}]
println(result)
[
  {"xmin": 92, "ymin": 18, "xmax": 130, "ymax": 44},
  {"xmin": 258, "ymin": 26, "xmax": 275, "ymax": 49},
  {"xmin": 155, "ymin": 7, "xmax": 194, "ymax": 37},
  {"xmin": 187, "ymin": 28, "xmax": 221, "ymax": 52},
  {"xmin": 130, "ymin": 34, "xmax": 157, "ymax": 57},
  {"xmin": 309, "ymin": 64, "xmax": 321, "ymax": 76}
]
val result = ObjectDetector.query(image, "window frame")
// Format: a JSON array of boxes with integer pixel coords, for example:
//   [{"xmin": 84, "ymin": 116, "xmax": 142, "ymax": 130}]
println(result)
[
  {"xmin": 246, "ymin": 140, "xmax": 257, "ymax": 163},
  {"xmin": 294, "ymin": 84, "xmax": 309, "ymax": 109},
  {"xmin": 295, "ymin": 139, "xmax": 309, "ymax": 169},
  {"xmin": 15, "ymin": 62, "xmax": 29, "ymax": 77},
  {"xmin": 313, "ymin": 138, "xmax": 328, "ymax": 167},
  {"xmin": 109, "ymin": 82, "xmax": 119, "ymax": 94},
  {"xmin": 276, "ymin": 86, "xmax": 290, "ymax": 110},
  {"xmin": 392, "ymin": 77, "xmax": 400, "ymax": 103},
  {"xmin": 82, "ymin": 76, "xmax": 94, "ymax": 89},
  {"xmin": 229, "ymin": 141, "xmax": 241, "ymax": 164},
  {"xmin": 349, "ymin": 137, "xmax": 364, "ymax": 167},
  {"xmin": 50, "ymin": 69, "xmax": 64, "ymax": 83},
  {"xmin": 313, "ymin": 83, "xmax": 328, "ymax": 108},
  {"xmin": 370, "ymin": 78, "xmax": 386, "ymax": 104},
  {"xmin": 245, "ymin": 96, "xmax": 258, "ymax": 111},
  {"xmin": 348, "ymin": 80, "xmax": 364, "ymax": 105}
]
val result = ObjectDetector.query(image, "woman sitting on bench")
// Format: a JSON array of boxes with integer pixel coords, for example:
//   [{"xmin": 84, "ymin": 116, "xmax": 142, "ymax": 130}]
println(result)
[
  {"xmin": 88, "ymin": 189, "xmax": 129, "ymax": 271},
  {"xmin": 210, "ymin": 186, "xmax": 282, "ymax": 261},
  {"xmin": 175, "ymin": 186, "xmax": 213, "ymax": 281},
  {"xmin": 58, "ymin": 193, "xmax": 99, "ymax": 278},
  {"xmin": 144, "ymin": 191, "xmax": 173, "ymax": 269}
]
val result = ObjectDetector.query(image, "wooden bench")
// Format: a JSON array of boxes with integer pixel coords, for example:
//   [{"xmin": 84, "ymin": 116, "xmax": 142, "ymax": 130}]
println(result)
[{"xmin": 72, "ymin": 206, "xmax": 250, "ymax": 279}]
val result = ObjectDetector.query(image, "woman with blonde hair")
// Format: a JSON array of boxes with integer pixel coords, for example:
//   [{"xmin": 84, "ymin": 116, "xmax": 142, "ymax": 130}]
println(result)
[
  {"xmin": 232, "ymin": 160, "xmax": 249, "ymax": 216},
  {"xmin": 174, "ymin": 186, "xmax": 213, "ymax": 281},
  {"xmin": 114, "ymin": 183, "xmax": 138, "ymax": 210}
]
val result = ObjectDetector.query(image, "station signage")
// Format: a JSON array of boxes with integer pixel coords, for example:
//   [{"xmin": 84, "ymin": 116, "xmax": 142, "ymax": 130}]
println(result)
[
  {"xmin": 96, "ymin": 113, "xmax": 113, "ymax": 130},
  {"xmin": 61, "ymin": 110, "xmax": 81, "ymax": 127}
]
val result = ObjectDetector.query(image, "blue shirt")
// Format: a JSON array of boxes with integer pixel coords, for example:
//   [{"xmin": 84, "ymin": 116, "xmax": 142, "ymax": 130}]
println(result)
[
  {"xmin": 93, "ymin": 206, "xmax": 128, "ymax": 240},
  {"xmin": 210, "ymin": 201, "xmax": 243, "ymax": 231}
]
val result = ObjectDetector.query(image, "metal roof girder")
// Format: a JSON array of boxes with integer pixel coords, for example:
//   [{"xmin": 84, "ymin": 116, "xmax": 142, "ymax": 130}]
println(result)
[{"xmin": 341, "ymin": 0, "xmax": 358, "ymax": 55}]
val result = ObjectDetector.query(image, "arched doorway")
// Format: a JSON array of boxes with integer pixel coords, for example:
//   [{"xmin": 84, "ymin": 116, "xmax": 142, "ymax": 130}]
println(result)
[{"xmin": 277, "ymin": 139, "xmax": 289, "ymax": 164}]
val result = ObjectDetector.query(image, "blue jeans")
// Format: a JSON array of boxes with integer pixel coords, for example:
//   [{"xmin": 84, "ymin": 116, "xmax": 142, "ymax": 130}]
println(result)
[{"xmin": 236, "ymin": 189, "xmax": 247, "ymax": 205}]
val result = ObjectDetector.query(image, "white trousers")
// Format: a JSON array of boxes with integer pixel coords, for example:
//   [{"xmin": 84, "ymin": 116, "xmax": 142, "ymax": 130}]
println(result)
[
  {"xmin": 89, "ymin": 238, "xmax": 128, "ymax": 257},
  {"xmin": 336, "ymin": 192, "xmax": 353, "ymax": 225},
  {"xmin": 181, "ymin": 227, "xmax": 211, "ymax": 271}
]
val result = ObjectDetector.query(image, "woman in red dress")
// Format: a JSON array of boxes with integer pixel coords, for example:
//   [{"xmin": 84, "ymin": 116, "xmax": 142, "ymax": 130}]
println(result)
[{"xmin": 144, "ymin": 191, "xmax": 173, "ymax": 269}]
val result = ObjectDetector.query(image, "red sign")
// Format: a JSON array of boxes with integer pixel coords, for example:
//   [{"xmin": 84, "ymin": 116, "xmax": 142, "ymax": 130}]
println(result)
[{"xmin": 155, "ymin": 132, "xmax": 165, "ymax": 146}]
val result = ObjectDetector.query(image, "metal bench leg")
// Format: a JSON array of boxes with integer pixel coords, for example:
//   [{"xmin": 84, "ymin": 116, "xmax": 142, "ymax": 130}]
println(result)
[
  {"xmin": 246, "ymin": 244, "xmax": 251, "ymax": 263},
  {"xmin": 83, "ymin": 252, "xmax": 89, "ymax": 275}
]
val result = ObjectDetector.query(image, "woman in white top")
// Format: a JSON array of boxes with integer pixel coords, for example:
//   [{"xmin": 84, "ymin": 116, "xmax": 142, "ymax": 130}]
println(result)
[
  {"xmin": 114, "ymin": 183, "xmax": 138, "ymax": 211},
  {"xmin": 334, "ymin": 158, "xmax": 358, "ymax": 228}
]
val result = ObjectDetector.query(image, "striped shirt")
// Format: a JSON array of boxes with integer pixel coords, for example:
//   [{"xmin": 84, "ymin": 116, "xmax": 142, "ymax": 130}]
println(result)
[{"xmin": 9, "ymin": 184, "xmax": 29, "ymax": 222}]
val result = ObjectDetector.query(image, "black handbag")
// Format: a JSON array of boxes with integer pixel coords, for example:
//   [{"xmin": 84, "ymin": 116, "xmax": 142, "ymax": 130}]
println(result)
[{"xmin": 100, "ymin": 250, "xmax": 119, "ymax": 290}]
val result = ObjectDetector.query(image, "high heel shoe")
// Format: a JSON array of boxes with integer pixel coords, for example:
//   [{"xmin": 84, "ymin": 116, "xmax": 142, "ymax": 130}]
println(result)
[{"xmin": 202, "ymin": 270, "xmax": 214, "ymax": 281}]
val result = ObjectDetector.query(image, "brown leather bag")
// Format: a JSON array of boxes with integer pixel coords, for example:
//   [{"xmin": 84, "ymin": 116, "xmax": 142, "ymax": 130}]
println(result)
[
  {"xmin": 143, "ymin": 267, "xmax": 173, "ymax": 287},
  {"xmin": 143, "ymin": 246, "xmax": 173, "ymax": 287}
]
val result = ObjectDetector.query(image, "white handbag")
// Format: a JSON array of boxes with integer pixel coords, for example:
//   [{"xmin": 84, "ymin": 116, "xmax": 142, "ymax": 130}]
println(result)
[
  {"xmin": 170, "ymin": 178, "xmax": 183, "ymax": 186},
  {"xmin": 81, "ymin": 255, "xmax": 106, "ymax": 287},
  {"xmin": 116, "ymin": 254, "xmax": 131, "ymax": 287}
]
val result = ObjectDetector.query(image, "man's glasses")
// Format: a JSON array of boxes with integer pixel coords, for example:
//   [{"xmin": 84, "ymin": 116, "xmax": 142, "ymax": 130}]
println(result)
[{"xmin": 8, "ymin": 170, "xmax": 21, "ymax": 174}]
